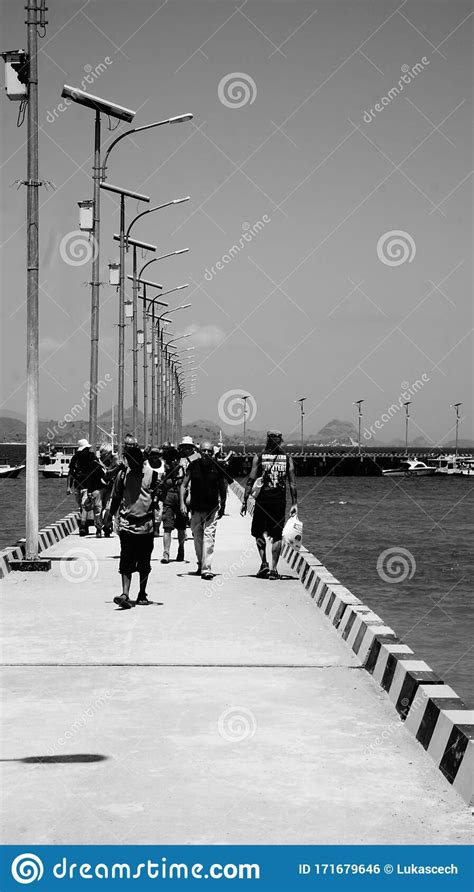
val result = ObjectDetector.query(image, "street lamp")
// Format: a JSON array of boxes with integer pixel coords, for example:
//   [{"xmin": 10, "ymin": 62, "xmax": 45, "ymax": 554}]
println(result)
[
  {"xmin": 403, "ymin": 401, "xmax": 411, "ymax": 455},
  {"xmin": 354, "ymin": 399, "xmax": 364, "ymax": 456},
  {"xmin": 100, "ymin": 181, "xmax": 150, "ymax": 448},
  {"xmin": 113, "ymin": 232, "xmax": 159, "ymax": 436},
  {"xmin": 101, "ymin": 112, "xmax": 193, "ymax": 180},
  {"xmin": 151, "ymin": 303, "xmax": 191, "ymax": 444},
  {"xmin": 295, "ymin": 397, "xmax": 306, "ymax": 455},
  {"xmin": 451, "ymin": 402, "xmax": 462, "ymax": 458},
  {"xmin": 131, "ymin": 284, "xmax": 190, "ymax": 445},
  {"xmin": 61, "ymin": 84, "xmax": 135, "ymax": 451},
  {"xmin": 241, "ymin": 395, "xmax": 250, "ymax": 455}
]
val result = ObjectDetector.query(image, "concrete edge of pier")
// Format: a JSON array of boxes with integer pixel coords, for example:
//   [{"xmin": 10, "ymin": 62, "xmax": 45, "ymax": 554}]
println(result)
[
  {"xmin": 0, "ymin": 511, "xmax": 79, "ymax": 579},
  {"xmin": 230, "ymin": 480, "xmax": 474, "ymax": 807}
]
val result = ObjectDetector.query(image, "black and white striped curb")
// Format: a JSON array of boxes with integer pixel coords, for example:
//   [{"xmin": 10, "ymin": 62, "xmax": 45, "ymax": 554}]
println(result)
[
  {"xmin": 0, "ymin": 512, "xmax": 79, "ymax": 580},
  {"xmin": 231, "ymin": 479, "xmax": 473, "ymax": 806}
]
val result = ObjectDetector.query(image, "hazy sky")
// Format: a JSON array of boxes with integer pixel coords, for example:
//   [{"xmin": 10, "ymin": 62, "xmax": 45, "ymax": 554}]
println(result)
[{"xmin": 1, "ymin": 0, "xmax": 472, "ymax": 444}]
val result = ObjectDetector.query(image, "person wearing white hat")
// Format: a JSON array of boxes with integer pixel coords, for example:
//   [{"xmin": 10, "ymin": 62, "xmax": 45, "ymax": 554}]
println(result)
[{"xmin": 178, "ymin": 435, "xmax": 200, "ymax": 475}]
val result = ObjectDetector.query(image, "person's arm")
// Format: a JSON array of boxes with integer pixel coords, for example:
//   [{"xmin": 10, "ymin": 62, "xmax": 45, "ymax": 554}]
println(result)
[
  {"xmin": 180, "ymin": 468, "xmax": 191, "ymax": 515},
  {"xmin": 217, "ymin": 472, "xmax": 227, "ymax": 518},
  {"xmin": 241, "ymin": 454, "xmax": 260, "ymax": 516},
  {"xmin": 105, "ymin": 469, "xmax": 125, "ymax": 521},
  {"xmin": 287, "ymin": 455, "xmax": 298, "ymax": 514},
  {"xmin": 66, "ymin": 455, "xmax": 76, "ymax": 494}
]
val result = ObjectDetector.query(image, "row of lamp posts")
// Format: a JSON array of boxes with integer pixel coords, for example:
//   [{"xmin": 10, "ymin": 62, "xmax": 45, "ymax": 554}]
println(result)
[{"xmin": 62, "ymin": 84, "xmax": 197, "ymax": 451}]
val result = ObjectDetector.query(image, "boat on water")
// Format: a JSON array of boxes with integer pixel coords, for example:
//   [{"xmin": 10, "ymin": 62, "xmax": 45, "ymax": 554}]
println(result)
[
  {"xmin": 0, "ymin": 460, "xmax": 25, "ymax": 479},
  {"xmin": 427, "ymin": 455, "xmax": 474, "ymax": 477},
  {"xmin": 41, "ymin": 445, "xmax": 75, "ymax": 478},
  {"xmin": 382, "ymin": 458, "xmax": 436, "ymax": 477}
]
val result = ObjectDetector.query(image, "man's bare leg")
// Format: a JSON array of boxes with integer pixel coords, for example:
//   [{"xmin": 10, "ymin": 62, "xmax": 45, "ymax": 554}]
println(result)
[{"xmin": 271, "ymin": 539, "xmax": 282, "ymax": 572}]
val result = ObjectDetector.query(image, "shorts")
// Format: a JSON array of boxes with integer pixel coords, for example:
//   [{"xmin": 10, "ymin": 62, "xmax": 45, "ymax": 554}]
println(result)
[
  {"xmin": 161, "ymin": 493, "xmax": 187, "ymax": 532},
  {"xmin": 119, "ymin": 532, "xmax": 154, "ymax": 577},
  {"xmin": 251, "ymin": 492, "xmax": 286, "ymax": 542}
]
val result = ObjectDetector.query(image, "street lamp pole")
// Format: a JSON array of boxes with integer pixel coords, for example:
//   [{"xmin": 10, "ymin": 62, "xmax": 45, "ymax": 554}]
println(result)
[
  {"xmin": 403, "ymin": 401, "xmax": 411, "ymax": 455},
  {"xmin": 100, "ymin": 182, "xmax": 150, "ymax": 449},
  {"xmin": 61, "ymin": 85, "xmax": 135, "ymax": 451},
  {"xmin": 296, "ymin": 397, "xmax": 306, "ymax": 454},
  {"xmin": 132, "ymin": 285, "xmax": 189, "ymax": 444},
  {"xmin": 114, "ymin": 235, "xmax": 158, "ymax": 437},
  {"xmin": 452, "ymin": 402, "xmax": 462, "ymax": 457},
  {"xmin": 241, "ymin": 395, "xmax": 249, "ymax": 455},
  {"xmin": 354, "ymin": 399, "xmax": 364, "ymax": 456}
]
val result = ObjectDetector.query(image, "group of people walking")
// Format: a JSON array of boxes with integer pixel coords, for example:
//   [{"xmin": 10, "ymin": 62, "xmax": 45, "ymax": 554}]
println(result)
[{"xmin": 67, "ymin": 429, "xmax": 297, "ymax": 609}]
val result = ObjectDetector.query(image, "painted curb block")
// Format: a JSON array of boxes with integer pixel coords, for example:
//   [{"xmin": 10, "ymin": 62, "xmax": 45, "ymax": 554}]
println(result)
[
  {"xmin": 231, "ymin": 479, "xmax": 473, "ymax": 806},
  {"xmin": 0, "ymin": 512, "xmax": 79, "ymax": 580}
]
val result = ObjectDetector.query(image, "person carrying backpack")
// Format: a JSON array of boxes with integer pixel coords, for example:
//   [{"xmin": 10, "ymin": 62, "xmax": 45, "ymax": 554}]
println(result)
[
  {"xmin": 104, "ymin": 436, "xmax": 160, "ymax": 610},
  {"xmin": 67, "ymin": 438, "xmax": 106, "ymax": 537}
]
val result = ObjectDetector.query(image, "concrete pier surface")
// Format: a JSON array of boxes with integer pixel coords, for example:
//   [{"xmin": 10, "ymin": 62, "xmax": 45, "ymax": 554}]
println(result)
[{"xmin": 0, "ymin": 490, "xmax": 472, "ymax": 845}]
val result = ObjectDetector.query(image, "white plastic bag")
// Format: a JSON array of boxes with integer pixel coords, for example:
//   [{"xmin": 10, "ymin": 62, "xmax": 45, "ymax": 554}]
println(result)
[{"xmin": 282, "ymin": 513, "xmax": 303, "ymax": 550}]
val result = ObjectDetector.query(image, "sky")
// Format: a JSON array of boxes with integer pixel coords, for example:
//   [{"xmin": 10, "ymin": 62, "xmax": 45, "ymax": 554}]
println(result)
[{"xmin": 0, "ymin": 0, "xmax": 472, "ymax": 444}]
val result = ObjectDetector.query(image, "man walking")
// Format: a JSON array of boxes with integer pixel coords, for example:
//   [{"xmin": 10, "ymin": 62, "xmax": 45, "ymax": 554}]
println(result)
[
  {"xmin": 105, "ymin": 436, "xmax": 160, "ymax": 609},
  {"xmin": 180, "ymin": 441, "xmax": 226, "ymax": 580},
  {"xmin": 241, "ymin": 430, "xmax": 297, "ymax": 579},
  {"xmin": 67, "ymin": 438, "xmax": 106, "ymax": 537},
  {"xmin": 98, "ymin": 443, "xmax": 120, "ymax": 537},
  {"xmin": 160, "ymin": 446, "xmax": 186, "ymax": 563}
]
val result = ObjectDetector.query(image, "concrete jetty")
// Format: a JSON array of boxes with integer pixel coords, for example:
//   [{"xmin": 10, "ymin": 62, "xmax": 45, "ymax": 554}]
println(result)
[{"xmin": 0, "ymin": 487, "xmax": 472, "ymax": 845}]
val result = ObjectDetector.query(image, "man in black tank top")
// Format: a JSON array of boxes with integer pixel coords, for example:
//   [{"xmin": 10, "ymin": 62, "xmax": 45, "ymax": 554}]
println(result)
[{"xmin": 241, "ymin": 430, "xmax": 297, "ymax": 579}]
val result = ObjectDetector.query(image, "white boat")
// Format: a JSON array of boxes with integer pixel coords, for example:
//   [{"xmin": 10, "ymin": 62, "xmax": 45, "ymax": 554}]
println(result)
[
  {"xmin": 382, "ymin": 458, "xmax": 436, "ymax": 477},
  {"xmin": 0, "ymin": 460, "xmax": 25, "ymax": 479},
  {"xmin": 41, "ymin": 445, "xmax": 75, "ymax": 478},
  {"xmin": 427, "ymin": 455, "xmax": 474, "ymax": 477}
]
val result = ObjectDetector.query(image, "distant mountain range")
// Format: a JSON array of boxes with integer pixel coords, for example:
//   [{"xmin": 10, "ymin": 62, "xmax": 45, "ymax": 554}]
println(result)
[{"xmin": 1, "ymin": 412, "xmax": 473, "ymax": 449}]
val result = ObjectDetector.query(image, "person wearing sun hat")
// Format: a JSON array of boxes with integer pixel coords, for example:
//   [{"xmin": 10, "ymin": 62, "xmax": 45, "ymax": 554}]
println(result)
[{"xmin": 241, "ymin": 429, "xmax": 297, "ymax": 579}]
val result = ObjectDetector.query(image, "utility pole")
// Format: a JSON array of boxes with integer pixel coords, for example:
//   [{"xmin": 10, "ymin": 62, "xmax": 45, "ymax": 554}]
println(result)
[
  {"xmin": 2, "ymin": 3, "xmax": 50, "ymax": 567},
  {"xmin": 452, "ymin": 402, "xmax": 462, "ymax": 458},
  {"xmin": 403, "ymin": 401, "xmax": 411, "ymax": 455},
  {"xmin": 296, "ymin": 397, "xmax": 306, "ymax": 454},
  {"xmin": 89, "ymin": 110, "xmax": 100, "ymax": 450},
  {"xmin": 354, "ymin": 399, "xmax": 364, "ymax": 456},
  {"xmin": 241, "ymin": 395, "xmax": 249, "ymax": 455},
  {"xmin": 25, "ymin": 0, "xmax": 40, "ymax": 561}
]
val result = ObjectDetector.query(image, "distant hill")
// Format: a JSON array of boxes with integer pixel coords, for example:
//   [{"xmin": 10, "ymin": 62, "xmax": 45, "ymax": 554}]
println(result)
[
  {"xmin": 2, "ymin": 410, "xmax": 473, "ymax": 450},
  {"xmin": 0, "ymin": 417, "xmax": 26, "ymax": 442},
  {"xmin": 182, "ymin": 419, "xmax": 267, "ymax": 446},
  {"xmin": 308, "ymin": 419, "xmax": 360, "ymax": 446}
]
